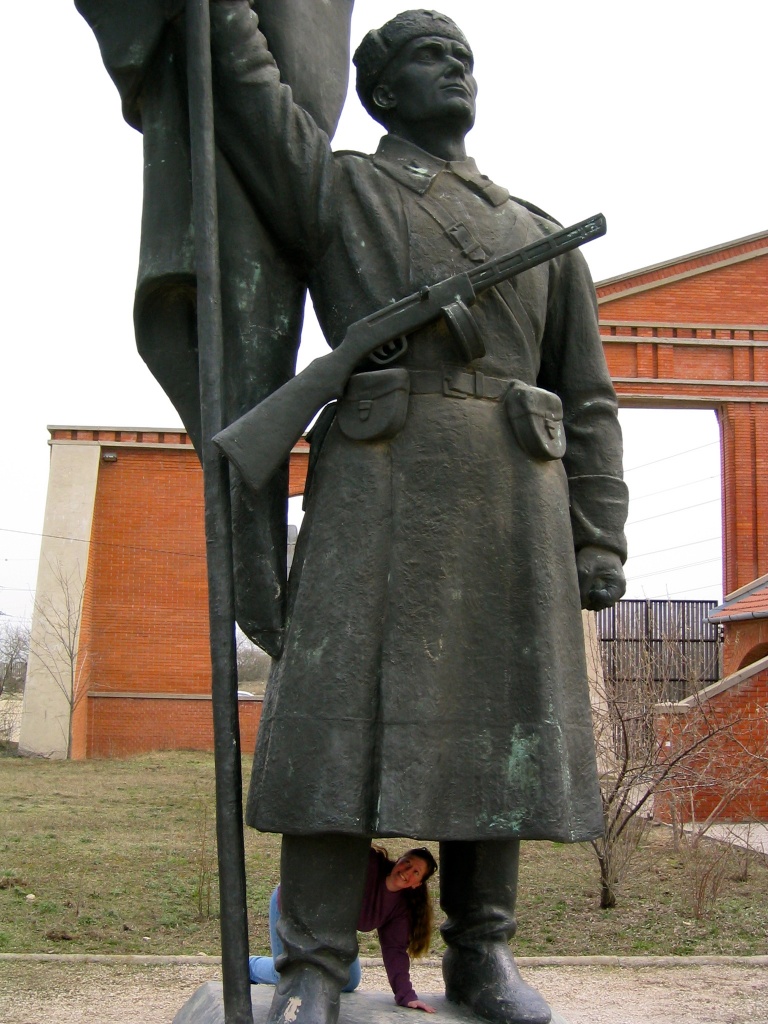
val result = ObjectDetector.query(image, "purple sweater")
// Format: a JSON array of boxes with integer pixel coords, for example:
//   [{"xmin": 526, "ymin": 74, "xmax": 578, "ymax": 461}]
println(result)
[{"xmin": 357, "ymin": 849, "xmax": 418, "ymax": 1006}]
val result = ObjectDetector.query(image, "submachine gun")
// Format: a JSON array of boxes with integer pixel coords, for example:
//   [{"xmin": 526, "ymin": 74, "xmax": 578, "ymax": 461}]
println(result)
[{"xmin": 213, "ymin": 213, "xmax": 606, "ymax": 492}]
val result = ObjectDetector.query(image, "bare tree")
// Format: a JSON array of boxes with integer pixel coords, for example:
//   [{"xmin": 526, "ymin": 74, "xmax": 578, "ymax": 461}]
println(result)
[
  {"xmin": 0, "ymin": 619, "xmax": 29, "ymax": 697},
  {"xmin": 0, "ymin": 620, "xmax": 29, "ymax": 746},
  {"xmin": 588, "ymin": 624, "xmax": 766, "ymax": 909},
  {"xmin": 29, "ymin": 560, "xmax": 89, "ymax": 758},
  {"xmin": 235, "ymin": 630, "xmax": 272, "ymax": 688},
  {"xmin": 658, "ymin": 692, "xmax": 768, "ymax": 840}
]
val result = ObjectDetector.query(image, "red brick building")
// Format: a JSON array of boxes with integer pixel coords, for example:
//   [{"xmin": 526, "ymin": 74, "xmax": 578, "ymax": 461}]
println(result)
[
  {"xmin": 597, "ymin": 229, "xmax": 768, "ymax": 599},
  {"xmin": 597, "ymin": 230, "xmax": 768, "ymax": 822},
  {"xmin": 652, "ymin": 578, "xmax": 768, "ymax": 824},
  {"xmin": 20, "ymin": 231, "xmax": 768, "ymax": 809},
  {"xmin": 19, "ymin": 428, "xmax": 308, "ymax": 760}
]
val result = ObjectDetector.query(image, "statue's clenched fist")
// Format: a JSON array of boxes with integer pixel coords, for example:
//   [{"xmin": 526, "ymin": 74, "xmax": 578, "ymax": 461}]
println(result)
[{"xmin": 577, "ymin": 545, "xmax": 626, "ymax": 611}]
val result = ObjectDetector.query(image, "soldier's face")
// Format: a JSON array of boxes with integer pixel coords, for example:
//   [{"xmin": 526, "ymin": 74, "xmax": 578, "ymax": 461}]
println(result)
[{"xmin": 375, "ymin": 35, "xmax": 477, "ymax": 131}]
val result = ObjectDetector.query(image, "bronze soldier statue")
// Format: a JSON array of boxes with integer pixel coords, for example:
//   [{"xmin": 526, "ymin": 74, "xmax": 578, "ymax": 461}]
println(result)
[
  {"xmin": 207, "ymin": 5, "xmax": 627, "ymax": 1024},
  {"xmin": 78, "ymin": 4, "xmax": 628, "ymax": 1024}
]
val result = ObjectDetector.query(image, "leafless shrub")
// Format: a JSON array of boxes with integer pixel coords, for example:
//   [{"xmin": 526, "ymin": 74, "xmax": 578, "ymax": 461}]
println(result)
[
  {"xmin": 193, "ymin": 791, "xmax": 217, "ymax": 920},
  {"xmin": 236, "ymin": 631, "xmax": 272, "ymax": 685},
  {"xmin": 0, "ymin": 620, "xmax": 29, "ymax": 697},
  {"xmin": 588, "ymin": 616, "xmax": 766, "ymax": 910},
  {"xmin": 674, "ymin": 810, "xmax": 736, "ymax": 920}
]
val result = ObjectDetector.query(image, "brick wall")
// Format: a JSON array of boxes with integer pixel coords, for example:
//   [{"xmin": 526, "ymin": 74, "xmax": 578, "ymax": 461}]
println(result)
[
  {"xmin": 724, "ymin": 623, "xmax": 768, "ymax": 677},
  {"xmin": 65, "ymin": 431, "xmax": 309, "ymax": 759},
  {"xmin": 719, "ymin": 403, "xmax": 768, "ymax": 595},
  {"xmin": 289, "ymin": 441, "xmax": 309, "ymax": 497},
  {"xmin": 654, "ymin": 668, "xmax": 768, "ymax": 823},
  {"xmin": 598, "ymin": 234, "xmax": 768, "ymax": 823},
  {"xmin": 598, "ymin": 252, "xmax": 768, "ymax": 323},
  {"xmin": 86, "ymin": 695, "xmax": 263, "ymax": 759},
  {"xmin": 86, "ymin": 444, "xmax": 210, "ymax": 699},
  {"xmin": 598, "ymin": 234, "xmax": 768, "ymax": 674}
]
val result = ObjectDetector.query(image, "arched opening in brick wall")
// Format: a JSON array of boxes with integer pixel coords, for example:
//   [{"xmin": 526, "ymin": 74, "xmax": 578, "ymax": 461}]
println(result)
[
  {"xmin": 739, "ymin": 643, "xmax": 768, "ymax": 671},
  {"xmin": 597, "ymin": 229, "xmax": 768, "ymax": 672},
  {"xmin": 598, "ymin": 232, "xmax": 768, "ymax": 821}
]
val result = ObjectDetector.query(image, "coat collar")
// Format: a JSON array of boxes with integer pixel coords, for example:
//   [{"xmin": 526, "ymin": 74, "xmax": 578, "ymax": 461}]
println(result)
[{"xmin": 372, "ymin": 134, "xmax": 510, "ymax": 207}]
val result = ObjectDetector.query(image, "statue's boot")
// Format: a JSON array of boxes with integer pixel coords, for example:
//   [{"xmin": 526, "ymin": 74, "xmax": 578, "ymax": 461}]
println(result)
[
  {"xmin": 267, "ymin": 834, "xmax": 369, "ymax": 1024},
  {"xmin": 440, "ymin": 840, "xmax": 551, "ymax": 1024}
]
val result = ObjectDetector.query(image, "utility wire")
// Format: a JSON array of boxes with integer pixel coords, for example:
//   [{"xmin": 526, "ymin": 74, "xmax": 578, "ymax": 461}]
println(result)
[
  {"xmin": 624, "ymin": 440, "xmax": 719, "ymax": 474},
  {"xmin": 626, "ymin": 556, "xmax": 720, "ymax": 582},
  {"xmin": 627, "ymin": 497, "xmax": 720, "ymax": 526},
  {"xmin": 3, "ymin": 493, "xmax": 722, "ymax": 561},
  {"xmin": 632, "ymin": 582, "xmax": 723, "ymax": 600},
  {"xmin": 630, "ymin": 475, "xmax": 718, "ymax": 502},
  {"xmin": 629, "ymin": 536, "xmax": 720, "ymax": 560},
  {"xmin": 0, "ymin": 525, "xmax": 205, "ymax": 562}
]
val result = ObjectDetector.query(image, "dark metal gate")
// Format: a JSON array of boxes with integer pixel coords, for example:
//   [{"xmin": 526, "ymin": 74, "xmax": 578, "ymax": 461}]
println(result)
[{"xmin": 595, "ymin": 600, "xmax": 723, "ymax": 702}]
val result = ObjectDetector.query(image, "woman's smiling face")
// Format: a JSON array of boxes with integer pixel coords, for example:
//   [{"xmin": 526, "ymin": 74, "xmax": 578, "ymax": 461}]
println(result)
[{"xmin": 387, "ymin": 853, "xmax": 430, "ymax": 891}]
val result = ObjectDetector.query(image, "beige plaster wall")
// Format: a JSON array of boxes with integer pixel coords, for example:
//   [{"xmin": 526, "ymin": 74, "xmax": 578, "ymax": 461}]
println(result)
[
  {"xmin": 583, "ymin": 609, "xmax": 613, "ymax": 777},
  {"xmin": 18, "ymin": 442, "xmax": 101, "ymax": 758}
]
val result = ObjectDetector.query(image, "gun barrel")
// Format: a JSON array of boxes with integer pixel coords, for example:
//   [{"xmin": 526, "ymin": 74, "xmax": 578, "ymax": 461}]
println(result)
[{"xmin": 469, "ymin": 214, "xmax": 606, "ymax": 294}]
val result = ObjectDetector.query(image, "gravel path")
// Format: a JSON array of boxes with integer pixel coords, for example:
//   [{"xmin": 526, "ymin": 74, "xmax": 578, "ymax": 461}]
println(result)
[{"xmin": 2, "ymin": 957, "xmax": 767, "ymax": 1024}]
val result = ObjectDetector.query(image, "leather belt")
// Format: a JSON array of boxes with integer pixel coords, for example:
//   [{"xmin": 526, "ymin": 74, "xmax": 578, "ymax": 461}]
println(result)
[{"xmin": 409, "ymin": 367, "xmax": 512, "ymax": 401}]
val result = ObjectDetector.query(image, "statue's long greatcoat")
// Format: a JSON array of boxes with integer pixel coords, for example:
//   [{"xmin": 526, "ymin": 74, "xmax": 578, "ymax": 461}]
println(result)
[{"xmin": 210, "ymin": 4, "xmax": 629, "ymax": 842}]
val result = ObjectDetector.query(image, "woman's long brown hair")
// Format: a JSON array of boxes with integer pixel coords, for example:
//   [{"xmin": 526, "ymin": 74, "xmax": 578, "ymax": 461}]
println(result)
[{"xmin": 374, "ymin": 845, "xmax": 438, "ymax": 958}]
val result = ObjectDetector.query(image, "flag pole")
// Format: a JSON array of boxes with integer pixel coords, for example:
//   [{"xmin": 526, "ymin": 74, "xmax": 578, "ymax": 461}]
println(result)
[{"xmin": 186, "ymin": 1, "xmax": 253, "ymax": 1021}]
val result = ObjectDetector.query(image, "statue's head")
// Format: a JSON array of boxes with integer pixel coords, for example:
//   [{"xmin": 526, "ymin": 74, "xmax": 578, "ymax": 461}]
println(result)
[{"xmin": 353, "ymin": 10, "xmax": 476, "ymax": 135}]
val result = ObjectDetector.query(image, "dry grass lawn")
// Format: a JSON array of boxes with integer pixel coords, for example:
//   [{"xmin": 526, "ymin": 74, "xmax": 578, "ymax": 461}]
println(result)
[{"xmin": 1, "ymin": 750, "xmax": 767, "ymax": 956}]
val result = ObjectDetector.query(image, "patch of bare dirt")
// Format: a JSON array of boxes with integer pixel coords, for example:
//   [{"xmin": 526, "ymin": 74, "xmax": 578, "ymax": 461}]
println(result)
[{"xmin": 1, "ymin": 960, "xmax": 767, "ymax": 1024}]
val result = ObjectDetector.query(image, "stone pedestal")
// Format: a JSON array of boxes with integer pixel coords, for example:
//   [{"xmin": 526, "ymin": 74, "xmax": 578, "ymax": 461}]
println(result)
[{"xmin": 173, "ymin": 984, "xmax": 570, "ymax": 1024}]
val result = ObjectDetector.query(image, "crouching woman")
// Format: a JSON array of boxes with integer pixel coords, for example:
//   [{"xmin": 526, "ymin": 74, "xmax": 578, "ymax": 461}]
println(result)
[{"xmin": 249, "ymin": 846, "xmax": 438, "ymax": 1011}]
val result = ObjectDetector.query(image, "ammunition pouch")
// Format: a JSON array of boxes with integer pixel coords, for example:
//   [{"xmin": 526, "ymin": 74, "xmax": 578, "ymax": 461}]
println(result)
[
  {"xmin": 337, "ymin": 368, "xmax": 410, "ymax": 442},
  {"xmin": 504, "ymin": 381, "xmax": 566, "ymax": 461}
]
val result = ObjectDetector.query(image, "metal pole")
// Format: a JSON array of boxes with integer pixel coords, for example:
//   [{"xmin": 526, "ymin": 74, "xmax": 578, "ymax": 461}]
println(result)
[{"xmin": 186, "ymin": 2, "xmax": 253, "ymax": 1021}]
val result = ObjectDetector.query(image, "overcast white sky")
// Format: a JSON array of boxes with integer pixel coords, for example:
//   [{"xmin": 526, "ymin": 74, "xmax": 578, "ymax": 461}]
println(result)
[{"xmin": 2, "ymin": 1, "xmax": 766, "ymax": 625}]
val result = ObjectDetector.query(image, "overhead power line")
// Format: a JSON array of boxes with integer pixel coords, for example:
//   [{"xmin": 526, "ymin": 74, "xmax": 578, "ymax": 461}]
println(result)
[
  {"xmin": 627, "ymin": 497, "xmax": 720, "ymax": 527},
  {"xmin": 630, "ymin": 475, "xmax": 718, "ymax": 502},
  {"xmin": 628, "ymin": 536, "xmax": 720, "ymax": 560},
  {"xmin": 0, "ymin": 525, "xmax": 205, "ymax": 562},
  {"xmin": 624, "ymin": 440, "xmax": 719, "ymax": 474},
  {"xmin": 634, "ymin": 581, "xmax": 723, "ymax": 600},
  {"xmin": 626, "ymin": 556, "xmax": 720, "ymax": 583}
]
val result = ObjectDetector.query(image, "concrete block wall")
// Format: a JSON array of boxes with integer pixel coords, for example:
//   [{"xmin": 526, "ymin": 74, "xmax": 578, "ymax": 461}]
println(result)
[{"xmin": 19, "ymin": 441, "xmax": 101, "ymax": 759}]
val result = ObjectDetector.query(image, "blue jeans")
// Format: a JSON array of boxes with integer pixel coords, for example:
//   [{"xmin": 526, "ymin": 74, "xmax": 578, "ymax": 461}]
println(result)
[{"xmin": 249, "ymin": 886, "xmax": 362, "ymax": 990}]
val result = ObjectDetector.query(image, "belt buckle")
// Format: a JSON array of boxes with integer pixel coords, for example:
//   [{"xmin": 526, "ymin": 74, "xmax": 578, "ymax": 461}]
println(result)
[{"xmin": 443, "ymin": 369, "xmax": 470, "ymax": 399}]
